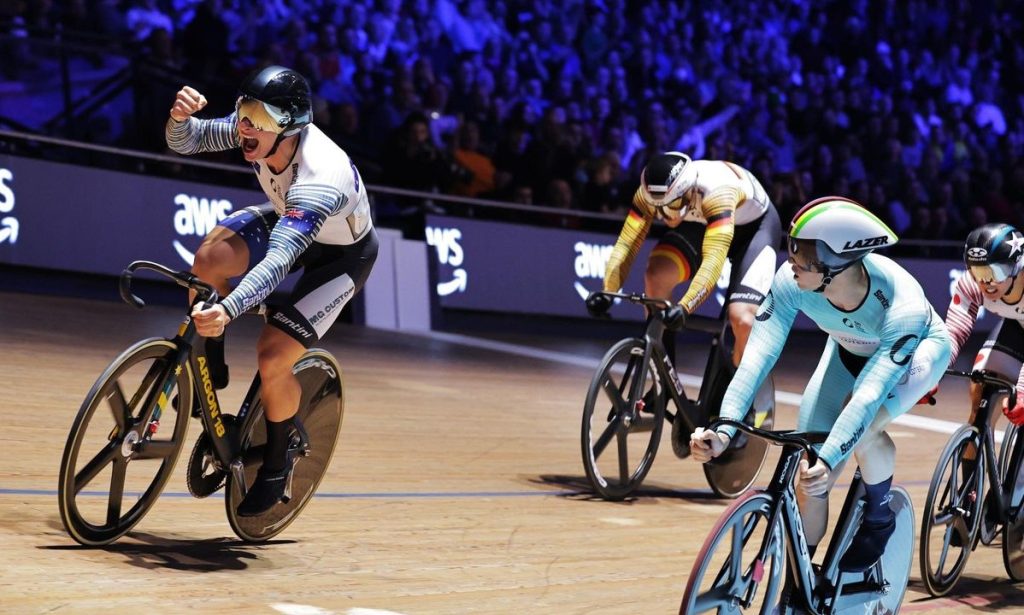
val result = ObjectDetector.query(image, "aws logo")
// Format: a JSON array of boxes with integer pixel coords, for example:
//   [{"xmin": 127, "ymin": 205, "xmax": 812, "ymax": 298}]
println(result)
[
  {"xmin": 172, "ymin": 193, "xmax": 233, "ymax": 265},
  {"xmin": 573, "ymin": 241, "xmax": 613, "ymax": 299},
  {"xmin": 426, "ymin": 226, "xmax": 466, "ymax": 296},
  {"xmin": 0, "ymin": 167, "xmax": 18, "ymax": 245}
]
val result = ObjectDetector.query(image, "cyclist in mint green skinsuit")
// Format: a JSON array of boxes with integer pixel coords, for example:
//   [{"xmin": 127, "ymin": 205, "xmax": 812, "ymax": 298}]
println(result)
[{"xmin": 691, "ymin": 197, "xmax": 951, "ymax": 581}]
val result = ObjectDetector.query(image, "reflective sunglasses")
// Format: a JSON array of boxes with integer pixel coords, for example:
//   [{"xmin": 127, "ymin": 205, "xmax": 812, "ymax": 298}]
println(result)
[
  {"xmin": 235, "ymin": 96, "xmax": 290, "ymax": 134},
  {"xmin": 969, "ymin": 263, "xmax": 1015, "ymax": 285}
]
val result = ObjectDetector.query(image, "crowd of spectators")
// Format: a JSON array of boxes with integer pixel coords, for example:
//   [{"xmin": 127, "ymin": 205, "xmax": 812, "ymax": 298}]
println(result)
[{"xmin": 3, "ymin": 0, "xmax": 1024, "ymax": 241}]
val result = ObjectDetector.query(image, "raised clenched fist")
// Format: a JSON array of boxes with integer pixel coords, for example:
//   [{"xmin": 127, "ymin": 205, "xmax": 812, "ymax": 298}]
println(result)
[{"xmin": 170, "ymin": 85, "xmax": 208, "ymax": 122}]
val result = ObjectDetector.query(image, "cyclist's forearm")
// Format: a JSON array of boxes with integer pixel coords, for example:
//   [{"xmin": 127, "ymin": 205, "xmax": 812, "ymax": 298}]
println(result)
[
  {"xmin": 166, "ymin": 114, "xmax": 239, "ymax": 155},
  {"xmin": 603, "ymin": 208, "xmax": 650, "ymax": 292},
  {"xmin": 221, "ymin": 227, "xmax": 315, "ymax": 318},
  {"xmin": 717, "ymin": 320, "xmax": 790, "ymax": 437},
  {"xmin": 943, "ymin": 276, "xmax": 980, "ymax": 365},
  {"xmin": 679, "ymin": 215, "xmax": 733, "ymax": 313}
]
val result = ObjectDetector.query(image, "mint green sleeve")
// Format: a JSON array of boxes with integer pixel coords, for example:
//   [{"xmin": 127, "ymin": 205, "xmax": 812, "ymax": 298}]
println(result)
[{"xmin": 716, "ymin": 266, "xmax": 799, "ymax": 439}]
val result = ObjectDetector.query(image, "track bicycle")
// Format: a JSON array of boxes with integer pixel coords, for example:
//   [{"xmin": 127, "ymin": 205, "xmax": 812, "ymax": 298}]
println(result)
[
  {"xmin": 581, "ymin": 291, "xmax": 775, "ymax": 501},
  {"xmin": 680, "ymin": 418, "xmax": 914, "ymax": 614},
  {"xmin": 58, "ymin": 260, "xmax": 344, "ymax": 546},
  {"xmin": 919, "ymin": 369, "xmax": 1024, "ymax": 596}
]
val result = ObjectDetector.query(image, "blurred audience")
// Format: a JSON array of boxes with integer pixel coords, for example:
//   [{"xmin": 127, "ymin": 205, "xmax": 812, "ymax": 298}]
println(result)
[{"xmin": 2, "ymin": 0, "xmax": 1024, "ymax": 240}]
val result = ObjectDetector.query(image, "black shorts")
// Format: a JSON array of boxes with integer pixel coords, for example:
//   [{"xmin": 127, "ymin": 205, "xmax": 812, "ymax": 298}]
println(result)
[
  {"xmin": 977, "ymin": 318, "xmax": 1024, "ymax": 381},
  {"xmin": 654, "ymin": 203, "xmax": 782, "ymax": 307}
]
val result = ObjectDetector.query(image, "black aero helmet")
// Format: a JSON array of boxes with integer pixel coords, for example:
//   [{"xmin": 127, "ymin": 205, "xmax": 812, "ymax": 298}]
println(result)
[
  {"xmin": 236, "ymin": 65, "xmax": 312, "ymax": 136},
  {"xmin": 964, "ymin": 223, "xmax": 1024, "ymax": 284},
  {"xmin": 639, "ymin": 151, "xmax": 697, "ymax": 219}
]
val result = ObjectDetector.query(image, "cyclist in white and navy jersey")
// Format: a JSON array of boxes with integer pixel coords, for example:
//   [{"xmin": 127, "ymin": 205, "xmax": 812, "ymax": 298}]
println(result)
[
  {"xmin": 166, "ymin": 65, "xmax": 378, "ymax": 516},
  {"xmin": 690, "ymin": 197, "xmax": 951, "ymax": 580}
]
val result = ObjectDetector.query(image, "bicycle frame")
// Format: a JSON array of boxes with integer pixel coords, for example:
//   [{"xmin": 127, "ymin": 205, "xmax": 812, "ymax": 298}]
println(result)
[
  {"xmin": 951, "ymin": 369, "xmax": 1021, "ymax": 526},
  {"xmin": 121, "ymin": 261, "xmax": 248, "ymax": 485},
  {"xmin": 712, "ymin": 419, "xmax": 892, "ymax": 614},
  {"xmin": 633, "ymin": 305, "xmax": 733, "ymax": 432}
]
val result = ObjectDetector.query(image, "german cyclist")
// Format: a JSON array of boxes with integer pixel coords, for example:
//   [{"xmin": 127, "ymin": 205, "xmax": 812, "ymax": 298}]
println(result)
[
  {"xmin": 691, "ymin": 197, "xmax": 951, "ymax": 577},
  {"xmin": 166, "ymin": 66, "xmax": 377, "ymax": 516},
  {"xmin": 585, "ymin": 152, "xmax": 781, "ymax": 367}
]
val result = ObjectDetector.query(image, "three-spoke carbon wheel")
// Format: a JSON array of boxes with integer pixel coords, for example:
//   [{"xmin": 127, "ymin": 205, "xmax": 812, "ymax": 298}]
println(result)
[
  {"xmin": 225, "ymin": 349, "xmax": 344, "ymax": 542},
  {"xmin": 919, "ymin": 425, "xmax": 985, "ymax": 597},
  {"xmin": 680, "ymin": 491, "xmax": 785, "ymax": 614},
  {"xmin": 58, "ymin": 339, "xmax": 191, "ymax": 546},
  {"xmin": 581, "ymin": 338, "xmax": 666, "ymax": 500}
]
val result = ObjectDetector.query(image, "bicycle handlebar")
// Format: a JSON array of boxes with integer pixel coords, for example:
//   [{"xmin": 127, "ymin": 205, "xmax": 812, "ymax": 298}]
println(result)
[
  {"xmin": 710, "ymin": 418, "xmax": 826, "ymax": 466},
  {"xmin": 120, "ymin": 260, "xmax": 218, "ymax": 309},
  {"xmin": 593, "ymin": 290, "xmax": 672, "ymax": 310},
  {"xmin": 590, "ymin": 290, "xmax": 725, "ymax": 333},
  {"xmin": 943, "ymin": 368, "xmax": 1018, "ymax": 407}
]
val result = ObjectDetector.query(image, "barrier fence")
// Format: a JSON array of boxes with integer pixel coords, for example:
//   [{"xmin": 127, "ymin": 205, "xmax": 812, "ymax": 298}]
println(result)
[{"xmin": 0, "ymin": 137, "xmax": 987, "ymax": 332}]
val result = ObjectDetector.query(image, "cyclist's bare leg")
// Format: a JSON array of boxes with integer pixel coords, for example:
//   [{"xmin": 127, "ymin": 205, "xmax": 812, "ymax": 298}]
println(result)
[
  {"xmin": 644, "ymin": 253, "xmax": 684, "ymax": 305},
  {"xmin": 964, "ymin": 346, "xmax": 1017, "ymax": 461},
  {"xmin": 854, "ymin": 407, "xmax": 897, "ymax": 484},
  {"xmin": 256, "ymin": 326, "xmax": 305, "ymax": 423},
  {"xmin": 797, "ymin": 458, "xmax": 846, "ymax": 548},
  {"xmin": 238, "ymin": 326, "xmax": 306, "ymax": 516},
  {"xmin": 645, "ymin": 254, "xmax": 686, "ymax": 360},
  {"xmin": 727, "ymin": 301, "xmax": 756, "ymax": 367},
  {"xmin": 190, "ymin": 226, "xmax": 249, "ymax": 301},
  {"xmin": 189, "ymin": 227, "xmax": 248, "ymax": 388}
]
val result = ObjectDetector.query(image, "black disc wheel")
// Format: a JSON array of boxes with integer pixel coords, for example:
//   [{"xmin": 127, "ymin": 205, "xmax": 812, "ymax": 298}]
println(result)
[
  {"xmin": 1002, "ymin": 423, "xmax": 1024, "ymax": 580},
  {"xmin": 225, "ymin": 349, "xmax": 344, "ymax": 542},
  {"xmin": 58, "ymin": 339, "xmax": 191, "ymax": 546},
  {"xmin": 919, "ymin": 425, "xmax": 985, "ymax": 597},
  {"xmin": 703, "ymin": 377, "xmax": 775, "ymax": 499},
  {"xmin": 581, "ymin": 338, "xmax": 666, "ymax": 500},
  {"xmin": 680, "ymin": 491, "xmax": 785, "ymax": 614}
]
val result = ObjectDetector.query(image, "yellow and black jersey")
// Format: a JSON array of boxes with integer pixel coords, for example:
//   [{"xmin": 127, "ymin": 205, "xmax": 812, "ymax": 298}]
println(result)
[{"xmin": 602, "ymin": 160, "xmax": 772, "ymax": 314}]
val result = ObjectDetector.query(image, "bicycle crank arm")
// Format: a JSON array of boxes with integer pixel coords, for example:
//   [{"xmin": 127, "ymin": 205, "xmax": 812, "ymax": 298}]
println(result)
[
  {"xmin": 827, "ymin": 580, "xmax": 891, "ymax": 612},
  {"xmin": 230, "ymin": 459, "xmax": 248, "ymax": 499}
]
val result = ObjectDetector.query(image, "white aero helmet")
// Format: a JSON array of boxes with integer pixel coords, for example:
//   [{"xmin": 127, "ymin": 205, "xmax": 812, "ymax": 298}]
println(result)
[
  {"xmin": 640, "ymin": 151, "xmax": 698, "ymax": 219},
  {"xmin": 788, "ymin": 196, "xmax": 898, "ymax": 281}
]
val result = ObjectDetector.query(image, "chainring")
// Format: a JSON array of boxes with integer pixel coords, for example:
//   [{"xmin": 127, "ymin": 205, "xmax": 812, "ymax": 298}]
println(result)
[{"xmin": 185, "ymin": 414, "xmax": 237, "ymax": 498}]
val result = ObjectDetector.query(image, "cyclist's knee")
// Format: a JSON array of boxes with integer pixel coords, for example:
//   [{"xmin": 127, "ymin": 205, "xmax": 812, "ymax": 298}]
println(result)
[
  {"xmin": 854, "ymin": 428, "xmax": 896, "ymax": 482},
  {"xmin": 256, "ymin": 329, "xmax": 304, "ymax": 379},
  {"xmin": 193, "ymin": 239, "xmax": 233, "ymax": 276},
  {"xmin": 193, "ymin": 233, "xmax": 247, "ymax": 279},
  {"xmin": 645, "ymin": 255, "xmax": 687, "ymax": 292}
]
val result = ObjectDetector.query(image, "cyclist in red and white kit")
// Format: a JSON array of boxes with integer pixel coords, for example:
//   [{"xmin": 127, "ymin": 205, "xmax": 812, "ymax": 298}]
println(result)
[
  {"xmin": 166, "ymin": 66, "xmax": 377, "ymax": 516},
  {"xmin": 944, "ymin": 223, "xmax": 1024, "ymax": 426}
]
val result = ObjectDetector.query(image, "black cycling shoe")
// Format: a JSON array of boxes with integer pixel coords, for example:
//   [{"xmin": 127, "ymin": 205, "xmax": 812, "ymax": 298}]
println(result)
[
  {"xmin": 237, "ymin": 465, "xmax": 292, "ymax": 517},
  {"xmin": 839, "ymin": 514, "xmax": 896, "ymax": 572}
]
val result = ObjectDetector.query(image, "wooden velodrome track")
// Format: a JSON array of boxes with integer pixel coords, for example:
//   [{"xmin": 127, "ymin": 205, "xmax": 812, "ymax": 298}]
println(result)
[{"xmin": 2, "ymin": 288, "xmax": 1024, "ymax": 614}]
